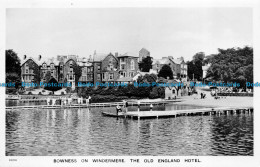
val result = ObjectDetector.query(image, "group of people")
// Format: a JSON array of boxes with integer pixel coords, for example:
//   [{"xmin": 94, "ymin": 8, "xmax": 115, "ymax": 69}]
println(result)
[
  {"xmin": 116, "ymin": 100, "xmax": 129, "ymax": 115},
  {"xmin": 115, "ymin": 100, "xmax": 154, "ymax": 115},
  {"xmin": 200, "ymin": 92, "xmax": 206, "ymax": 99}
]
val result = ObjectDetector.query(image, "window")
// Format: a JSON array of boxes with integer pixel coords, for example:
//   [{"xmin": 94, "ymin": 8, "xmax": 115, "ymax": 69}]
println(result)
[
  {"xmin": 97, "ymin": 74, "xmax": 101, "ymax": 80},
  {"xmin": 102, "ymin": 73, "xmax": 105, "ymax": 79},
  {"xmin": 69, "ymin": 61, "xmax": 73, "ymax": 67},
  {"xmin": 26, "ymin": 69, "xmax": 29, "ymax": 74},
  {"xmin": 60, "ymin": 65, "xmax": 63, "ymax": 71},
  {"xmin": 43, "ymin": 63, "xmax": 47, "ymax": 68},
  {"xmin": 97, "ymin": 64, "xmax": 101, "ymax": 70},
  {"xmin": 109, "ymin": 73, "xmax": 114, "ymax": 80},
  {"xmin": 157, "ymin": 64, "xmax": 159, "ymax": 68},
  {"xmin": 88, "ymin": 74, "xmax": 93, "ymax": 80},
  {"xmin": 172, "ymin": 90, "xmax": 175, "ymax": 94},
  {"xmin": 51, "ymin": 63, "xmax": 54, "ymax": 68},
  {"xmin": 109, "ymin": 64, "xmax": 113, "ymax": 69},
  {"xmin": 82, "ymin": 76, "xmax": 87, "ymax": 81},
  {"xmin": 129, "ymin": 72, "xmax": 134, "ymax": 77},
  {"xmin": 120, "ymin": 72, "xmax": 126, "ymax": 77},
  {"xmin": 121, "ymin": 64, "xmax": 125, "ymax": 70},
  {"xmin": 130, "ymin": 59, "xmax": 135, "ymax": 70}
]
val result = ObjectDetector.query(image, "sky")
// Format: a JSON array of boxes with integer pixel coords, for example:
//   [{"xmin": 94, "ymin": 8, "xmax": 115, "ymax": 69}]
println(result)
[{"xmin": 6, "ymin": 8, "xmax": 252, "ymax": 61}]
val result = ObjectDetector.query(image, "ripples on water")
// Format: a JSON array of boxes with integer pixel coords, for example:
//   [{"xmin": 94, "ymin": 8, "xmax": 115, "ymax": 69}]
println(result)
[{"xmin": 6, "ymin": 105, "xmax": 253, "ymax": 156}]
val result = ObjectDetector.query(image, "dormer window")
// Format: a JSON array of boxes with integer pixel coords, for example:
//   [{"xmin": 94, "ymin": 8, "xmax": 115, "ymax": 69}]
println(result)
[{"xmin": 43, "ymin": 63, "xmax": 47, "ymax": 68}]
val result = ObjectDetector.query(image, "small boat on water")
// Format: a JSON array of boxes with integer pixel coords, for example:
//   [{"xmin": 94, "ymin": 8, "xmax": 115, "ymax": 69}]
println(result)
[{"xmin": 102, "ymin": 111, "xmax": 126, "ymax": 117}]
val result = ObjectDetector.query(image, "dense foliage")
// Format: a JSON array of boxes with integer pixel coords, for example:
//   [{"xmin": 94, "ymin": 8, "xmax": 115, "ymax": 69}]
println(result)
[
  {"xmin": 187, "ymin": 52, "xmax": 205, "ymax": 81},
  {"xmin": 158, "ymin": 64, "xmax": 173, "ymax": 79},
  {"xmin": 44, "ymin": 78, "xmax": 62, "ymax": 93},
  {"xmin": 138, "ymin": 56, "xmax": 153, "ymax": 72},
  {"xmin": 77, "ymin": 74, "xmax": 164, "ymax": 101},
  {"xmin": 72, "ymin": 63, "xmax": 82, "ymax": 84},
  {"xmin": 204, "ymin": 46, "xmax": 253, "ymax": 87},
  {"xmin": 6, "ymin": 50, "xmax": 21, "ymax": 85}
]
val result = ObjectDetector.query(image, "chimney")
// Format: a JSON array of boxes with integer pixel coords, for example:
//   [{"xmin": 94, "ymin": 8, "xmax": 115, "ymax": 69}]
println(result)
[
  {"xmin": 24, "ymin": 55, "xmax": 27, "ymax": 60},
  {"xmin": 38, "ymin": 55, "xmax": 42, "ymax": 61}
]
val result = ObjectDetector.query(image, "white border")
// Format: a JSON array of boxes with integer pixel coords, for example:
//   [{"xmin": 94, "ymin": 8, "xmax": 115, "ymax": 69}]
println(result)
[{"xmin": 0, "ymin": 0, "xmax": 260, "ymax": 167}]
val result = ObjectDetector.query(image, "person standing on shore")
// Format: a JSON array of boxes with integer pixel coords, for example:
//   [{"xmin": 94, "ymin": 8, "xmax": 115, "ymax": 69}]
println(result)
[
  {"xmin": 86, "ymin": 96, "xmax": 91, "ymax": 108},
  {"xmin": 150, "ymin": 103, "xmax": 153, "ymax": 111},
  {"xmin": 125, "ymin": 101, "xmax": 128, "ymax": 113},
  {"xmin": 46, "ymin": 97, "xmax": 50, "ymax": 105},
  {"xmin": 137, "ymin": 100, "xmax": 140, "ymax": 112},
  {"xmin": 116, "ymin": 105, "xmax": 122, "ymax": 115}
]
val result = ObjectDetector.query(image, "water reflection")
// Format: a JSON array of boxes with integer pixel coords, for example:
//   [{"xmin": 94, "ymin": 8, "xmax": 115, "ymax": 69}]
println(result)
[{"xmin": 6, "ymin": 105, "xmax": 253, "ymax": 156}]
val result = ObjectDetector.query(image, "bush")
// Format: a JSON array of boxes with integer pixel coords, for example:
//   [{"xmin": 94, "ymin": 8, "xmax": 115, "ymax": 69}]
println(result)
[{"xmin": 49, "ymin": 92, "xmax": 53, "ymax": 95}]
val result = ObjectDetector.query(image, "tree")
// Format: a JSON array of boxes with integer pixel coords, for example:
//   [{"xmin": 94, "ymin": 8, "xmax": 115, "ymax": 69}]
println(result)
[
  {"xmin": 158, "ymin": 64, "xmax": 173, "ymax": 79},
  {"xmin": 205, "ymin": 46, "xmax": 253, "ymax": 88},
  {"xmin": 138, "ymin": 56, "xmax": 153, "ymax": 72},
  {"xmin": 6, "ymin": 50, "xmax": 21, "ymax": 84},
  {"xmin": 44, "ymin": 78, "xmax": 62, "ymax": 94},
  {"xmin": 187, "ymin": 52, "xmax": 205, "ymax": 81},
  {"xmin": 137, "ymin": 74, "xmax": 157, "ymax": 83},
  {"xmin": 71, "ymin": 63, "xmax": 82, "ymax": 84}
]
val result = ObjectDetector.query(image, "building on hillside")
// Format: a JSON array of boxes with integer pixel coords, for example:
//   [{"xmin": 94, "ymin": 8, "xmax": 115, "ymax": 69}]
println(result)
[
  {"xmin": 21, "ymin": 56, "xmax": 40, "ymax": 87},
  {"xmin": 91, "ymin": 51, "xmax": 119, "ymax": 84},
  {"xmin": 152, "ymin": 57, "xmax": 177, "ymax": 76},
  {"xmin": 170, "ymin": 57, "xmax": 188, "ymax": 82},
  {"xmin": 152, "ymin": 56, "xmax": 188, "ymax": 81},
  {"xmin": 117, "ymin": 52, "xmax": 139, "ymax": 83},
  {"xmin": 139, "ymin": 48, "xmax": 150, "ymax": 62}
]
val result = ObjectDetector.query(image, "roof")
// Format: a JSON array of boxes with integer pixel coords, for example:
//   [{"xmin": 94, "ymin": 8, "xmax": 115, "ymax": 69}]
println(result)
[
  {"xmin": 153, "ymin": 58, "xmax": 173, "ymax": 65},
  {"xmin": 139, "ymin": 48, "xmax": 150, "ymax": 53},
  {"xmin": 118, "ymin": 52, "xmax": 138, "ymax": 58},
  {"xmin": 92, "ymin": 53, "xmax": 108, "ymax": 62}
]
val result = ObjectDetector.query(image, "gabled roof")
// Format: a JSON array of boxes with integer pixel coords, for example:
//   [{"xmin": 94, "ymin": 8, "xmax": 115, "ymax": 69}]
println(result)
[
  {"xmin": 21, "ymin": 57, "xmax": 39, "ymax": 66},
  {"xmin": 139, "ymin": 48, "xmax": 150, "ymax": 53},
  {"xmin": 118, "ymin": 52, "xmax": 138, "ymax": 58},
  {"xmin": 93, "ymin": 53, "xmax": 108, "ymax": 62}
]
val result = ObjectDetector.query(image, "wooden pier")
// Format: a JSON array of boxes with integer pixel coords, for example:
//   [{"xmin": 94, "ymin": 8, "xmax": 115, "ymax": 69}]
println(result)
[
  {"xmin": 107, "ymin": 107, "xmax": 254, "ymax": 119},
  {"xmin": 5, "ymin": 100, "xmax": 174, "ymax": 110}
]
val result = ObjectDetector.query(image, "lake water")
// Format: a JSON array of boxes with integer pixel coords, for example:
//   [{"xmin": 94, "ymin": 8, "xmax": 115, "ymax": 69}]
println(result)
[{"xmin": 6, "ymin": 104, "xmax": 253, "ymax": 156}]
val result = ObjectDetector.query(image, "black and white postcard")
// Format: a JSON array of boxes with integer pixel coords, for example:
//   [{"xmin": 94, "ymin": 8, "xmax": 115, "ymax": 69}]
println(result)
[{"xmin": 0, "ymin": 0, "xmax": 260, "ymax": 167}]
